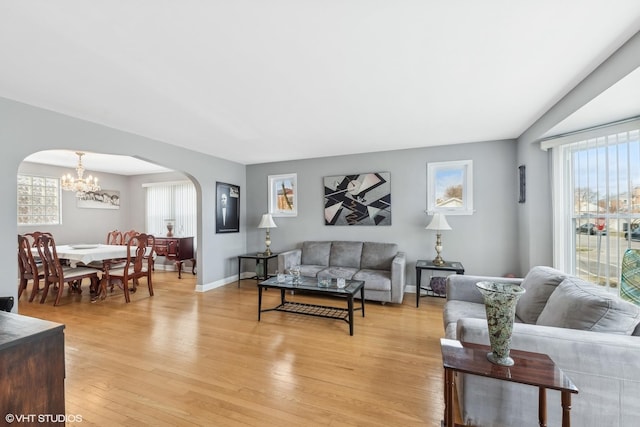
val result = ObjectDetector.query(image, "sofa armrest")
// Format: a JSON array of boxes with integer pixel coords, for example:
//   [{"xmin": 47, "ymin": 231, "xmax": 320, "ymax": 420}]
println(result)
[
  {"xmin": 446, "ymin": 274, "xmax": 523, "ymax": 304},
  {"xmin": 277, "ymin": 249, "xmax": 301, "ymax": 273},
  {"xmin": 389, "ymin": 251, "xmax": 407, "ymax": 304}
]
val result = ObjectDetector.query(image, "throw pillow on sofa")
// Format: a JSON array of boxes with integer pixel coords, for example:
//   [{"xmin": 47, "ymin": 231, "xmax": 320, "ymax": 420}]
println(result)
[
  {"xmin": 515, "ymin": 266, "xmax": 568, "ymax": 324},
  {"xmin": 536, "ymin": 276, "xmax": 640, "ymax": 335}
]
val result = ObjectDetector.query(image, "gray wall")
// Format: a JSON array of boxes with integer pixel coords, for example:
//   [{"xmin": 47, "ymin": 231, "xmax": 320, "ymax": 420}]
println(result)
[
  {"xmin": 246, "ymin": 139, "xmax": 521, "ymax": 289},
  {"xmin": 3, "ymin": 96, "xmax": 247, "ymax": 305}
]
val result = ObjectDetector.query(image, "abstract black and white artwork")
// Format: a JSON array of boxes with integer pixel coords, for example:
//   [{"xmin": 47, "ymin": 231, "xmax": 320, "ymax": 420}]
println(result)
[{"xmin": 323, "ymin": 172, "xmax": 391, "ymax": 226}]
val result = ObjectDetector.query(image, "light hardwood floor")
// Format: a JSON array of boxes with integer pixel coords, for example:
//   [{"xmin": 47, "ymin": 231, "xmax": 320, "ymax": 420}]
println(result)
[{"xmin": 18, "ymin": 272, "xmax": 448, "ymax": 426}]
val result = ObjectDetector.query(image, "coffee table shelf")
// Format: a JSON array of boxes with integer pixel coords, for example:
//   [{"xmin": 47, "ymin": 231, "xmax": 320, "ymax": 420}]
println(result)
[{"xmin": 267, "ymin": 301, "xmax": 352, "ymax": 321}]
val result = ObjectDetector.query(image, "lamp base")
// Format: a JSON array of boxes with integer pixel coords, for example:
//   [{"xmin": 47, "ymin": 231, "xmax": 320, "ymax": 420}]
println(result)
[
  {"xmin": 433, "ymin": 233, "xmax": 445, "ymax": 265},
  {"xmin": 263, "ymin": 248, "xmax": 272, "ymax": 256}
]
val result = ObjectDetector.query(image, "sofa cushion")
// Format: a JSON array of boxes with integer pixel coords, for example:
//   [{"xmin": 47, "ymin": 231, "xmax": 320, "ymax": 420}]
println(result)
[
  {"xmin": 360, "ymin": 242, "xmax": 398, "ymax": 270},
  {"xmin": 299, "ymin": 265, "xmax": 327, "ymax": 277},
  {"xmin": 301, "ymin": 241, "xmax": 331, "ymax": 266},
  {"xmin": 329, "ymin": 241, "xmax": 363, "ymax": 268},
  {"xmin": 515, "ymin": 266, "xmax": 568, "ymax": 324},
  {"xmin": 353, "ymin": 269, "xmax": 391, "ymax": 291},
  {"xmin": 536, "ymin": 276, "xmax": 640, "ymax": 334},
  {"xmin": 318, "ymin": 266, "xmax": 358, "ymax": 279}
]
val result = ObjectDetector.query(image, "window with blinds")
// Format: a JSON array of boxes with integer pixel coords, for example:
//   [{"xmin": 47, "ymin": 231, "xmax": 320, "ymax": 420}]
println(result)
[
  {"xmin": 17, "ymin": 174, "xmax": 61, "ymax": 225},
  {"xmin": 546, "ymin": 120, "xmax": 640, "ymax": 289},
  {"xmin": 144, "ymin": 181, "xmax": 197, "ymax": 246}
]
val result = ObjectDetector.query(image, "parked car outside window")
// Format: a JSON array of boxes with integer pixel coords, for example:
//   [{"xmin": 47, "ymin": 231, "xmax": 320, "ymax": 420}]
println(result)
[
  {"xmin": 576, "ymin": 223, "xmax": 607, "ymax": 235},
  {"xmin": 625, "ymin": 229, "xmax": 640, "ymax": 241}
]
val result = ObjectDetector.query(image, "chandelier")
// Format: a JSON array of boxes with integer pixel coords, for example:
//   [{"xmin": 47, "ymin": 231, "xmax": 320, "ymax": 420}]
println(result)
[{"xmin": 61, "ymin": 152, "xmax": 101, "ymax": 197}]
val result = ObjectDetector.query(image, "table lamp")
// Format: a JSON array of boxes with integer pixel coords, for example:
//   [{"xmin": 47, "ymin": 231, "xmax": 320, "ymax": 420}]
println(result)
[
  {"xmin": 426, "ymin": 213, "xmax": 452, "ymax": 266},
  {"xmin": 257, "ymin": 213, "xmax": 277, "ymax": 255}
]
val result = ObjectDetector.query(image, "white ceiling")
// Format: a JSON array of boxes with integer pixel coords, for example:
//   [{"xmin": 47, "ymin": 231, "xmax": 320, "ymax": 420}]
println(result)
[{"xmin": 2, "ymin": 1, "xmax": 640, "ymax": 172}]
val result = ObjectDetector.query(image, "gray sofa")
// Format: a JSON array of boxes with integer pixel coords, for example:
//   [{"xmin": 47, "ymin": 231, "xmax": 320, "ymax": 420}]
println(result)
[
  {"xmin": 277, "ymin": 241, "xmax": 406, "ymax": 304},
  {"xmin": 443, "ymin": 266, "xmax": 640, "ymax": 427}
]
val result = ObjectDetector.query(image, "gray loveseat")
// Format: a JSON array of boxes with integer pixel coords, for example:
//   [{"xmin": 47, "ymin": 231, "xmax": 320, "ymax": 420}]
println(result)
[
  {"xmin": 277, "ymin": 241, "xmax": 406, "ymax": 304},
  {"xmin": 443, "ymin": 266, "xmax": 640, "ymax": 427}
]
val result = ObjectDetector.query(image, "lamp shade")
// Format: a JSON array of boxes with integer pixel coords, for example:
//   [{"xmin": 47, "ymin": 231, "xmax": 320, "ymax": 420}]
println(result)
[
  {"xmin": 425, "ymin": 213, "xmax": 451, "ymax": 231},
  {"xmin": 257, "ymin": 213, "xmax": 277, "ymax": 229}
]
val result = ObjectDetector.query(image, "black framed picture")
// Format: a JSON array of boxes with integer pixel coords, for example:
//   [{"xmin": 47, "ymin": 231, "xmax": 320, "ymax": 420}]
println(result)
[{"xmin": 216, "ymin": 181, "xmax": 240, "ymax": 233}]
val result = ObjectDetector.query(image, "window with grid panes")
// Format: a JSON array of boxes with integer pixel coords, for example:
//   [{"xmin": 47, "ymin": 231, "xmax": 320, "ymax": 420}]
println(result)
[
  {"xmin": 544, "ymin": 119, "xmax": 640, "ymax": 290},
  {"xmin": 17, "ymin": 174, "xmax": 61, "ymax": 225}
]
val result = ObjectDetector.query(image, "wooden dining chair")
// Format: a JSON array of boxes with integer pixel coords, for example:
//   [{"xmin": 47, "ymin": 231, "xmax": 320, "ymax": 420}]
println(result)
[
  {"xmin": 35, "ymin": 234, "xmax": 100, "ymax": 306},
  {"xmin": 17, "ymin": 234, "xmax": 45, "ymax": 301},
  {"xmin": 103, "ymin": 233, "xmax": 155, "ymax": 303},
  {"xmin": 106, "ymin": 230, "xmax": 124, "ymax": 245}
]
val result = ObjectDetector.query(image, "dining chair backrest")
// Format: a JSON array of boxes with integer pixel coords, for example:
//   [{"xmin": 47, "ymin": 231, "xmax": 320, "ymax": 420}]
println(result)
[
  {"xmin": 35, "ymin": 234, "xmax": 63, "ymax": 281},
  {"xmin": 24, "ymin": 231, "xmax": 53, "ymax": 248},
  {"xmin": 17, "ymin": 234, "xmax": 43, "ymax": 299},
  {"xmin": 106, "ymin": 230, "xmax": 124, "ymax": 245},
  {"xmin": 126, "ymin": 233, "xmax": 154, "ymax": 273},
  {"xmin": 122, "ymin": 230, "xmax": 139, "ymax": 245}
]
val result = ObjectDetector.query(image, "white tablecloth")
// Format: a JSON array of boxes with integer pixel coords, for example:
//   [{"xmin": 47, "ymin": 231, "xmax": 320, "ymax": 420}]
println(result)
[{"xmin": 33, "ymin": 244, "xmax": 129, "ymax": 267}]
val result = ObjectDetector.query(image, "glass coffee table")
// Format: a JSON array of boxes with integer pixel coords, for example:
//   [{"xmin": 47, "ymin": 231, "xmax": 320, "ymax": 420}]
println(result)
[{"xmin": 257, "ymin": 276, "xmax": 365, "ymax": 335}]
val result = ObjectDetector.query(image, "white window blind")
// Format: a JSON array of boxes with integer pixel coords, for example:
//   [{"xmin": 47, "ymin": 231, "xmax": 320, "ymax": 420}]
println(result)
[
  {"xmin": 548, "ymin": 121, "xmax": 640, "ymax": 290},
  {"xmin": 145, "ymin": 181, "xmax": 197, "ymax": 247}
]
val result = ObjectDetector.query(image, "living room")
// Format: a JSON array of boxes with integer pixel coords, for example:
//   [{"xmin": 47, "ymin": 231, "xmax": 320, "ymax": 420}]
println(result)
[{"xmin": 4, "ymin": 2, "xmax": 640, "ymax": 425}]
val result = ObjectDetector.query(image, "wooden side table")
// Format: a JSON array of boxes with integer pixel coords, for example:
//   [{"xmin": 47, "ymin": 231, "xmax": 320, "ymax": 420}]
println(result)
[
  {"xmin": 237, "ymin": 253, "xmax": 278, "ymax": 287},
  {"xmin": 440, "ymin": 339, "xmax": 578, "ymax": 427},
  {"xmin": 415, "ymin": 260, "xmax": 464, "ymax": 307}
]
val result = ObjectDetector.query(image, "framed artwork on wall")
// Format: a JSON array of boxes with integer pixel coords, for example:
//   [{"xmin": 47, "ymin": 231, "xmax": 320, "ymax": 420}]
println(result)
[
  {"xmin": 323, "ymin": 172, "xmax": 391, "ymax": 226},
  {"xmin": 268, "ymin": 173, "xmax": 297, "ymax": 217},
  {"xmin": 427, "ymin": 160, "xmax": 473, "ymax": 215},
  {"xmin": 76, "ymin": 189, "xmax": 120, "ymax": 209},
  {"xmin": 216, "ymin": 181, "xmax": 240, "ymax": 233}
]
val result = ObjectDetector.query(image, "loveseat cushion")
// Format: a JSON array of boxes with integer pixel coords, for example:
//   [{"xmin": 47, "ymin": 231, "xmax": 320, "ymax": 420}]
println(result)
[
  {"xmin": 318, "ymin": 266, "xmax": 359, "ymax": 279},
  {"xmin": 360, "ymin": 242, "xmax": 398, "ymax": 270},
  {"xmin": 301, "ymin": 241, "xmax": 331, "ymax": 266},
  {"xmin": 536, "ymin": 276, "xmax": 640, "ymax": 334},
  {"xmin": 329, "ymin": 241, "xmax": 363, "ymax": 268},
  {"xmin": 515, "ymin": 266, "xmax": 568, "ymax": 324}
]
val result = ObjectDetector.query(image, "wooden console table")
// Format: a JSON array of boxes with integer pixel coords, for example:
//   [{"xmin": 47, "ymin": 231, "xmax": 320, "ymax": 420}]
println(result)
[
  {"xmin": 154, "ymin": 236, "xmax": 196, "ymax": 278},
  {"xmin": 0, "ymin": 312, "xmax": 65, "ymax": 425},
  {"xmin": 440, "ymin": 339, "xmax": 578, "ymax": 427}
]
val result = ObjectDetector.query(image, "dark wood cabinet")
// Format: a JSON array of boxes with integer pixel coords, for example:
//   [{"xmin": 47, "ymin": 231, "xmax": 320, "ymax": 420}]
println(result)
[
  {"xmin": 0, "ymin": 312, "xmax": 65, "ymax": 425},
  {"xmin": 153, "ymin": 236, "xmax": 196, "ymax": 278}
]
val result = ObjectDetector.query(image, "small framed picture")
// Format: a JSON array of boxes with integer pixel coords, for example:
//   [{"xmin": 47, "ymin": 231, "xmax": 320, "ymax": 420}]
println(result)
[
  {"xmin": 427, "ymin": 160, "xmax": 473, "ymax": 215},
  {"xmin": 268, "ymin": 173, "xmax": 297, "ymax": 217},
  {"xmin": 216, "ymin": 181, "xmax": 240, "ymax": 233}
]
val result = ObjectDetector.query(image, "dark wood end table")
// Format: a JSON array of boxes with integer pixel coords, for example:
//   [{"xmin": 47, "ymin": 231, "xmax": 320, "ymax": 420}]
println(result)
[
  {"xmin": 416, "ymin": 260, "xmax": 464, "ymax": 306},
  {"xmin": 237, "ymin": 253, "xmax": 278, "ymax": 287},
  {"xmin": 440, "ymin": 339, "xmax": 578, "ymax": 427}
]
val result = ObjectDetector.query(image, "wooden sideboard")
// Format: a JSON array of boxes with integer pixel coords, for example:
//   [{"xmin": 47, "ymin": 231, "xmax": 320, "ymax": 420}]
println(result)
[
  {"xmin": 0, "ymin": 311, "xmax": 65, "ymax": 425},
  {"xmin": 153, "ymin": 236, "xmax": 196, "ymax": 278}
]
